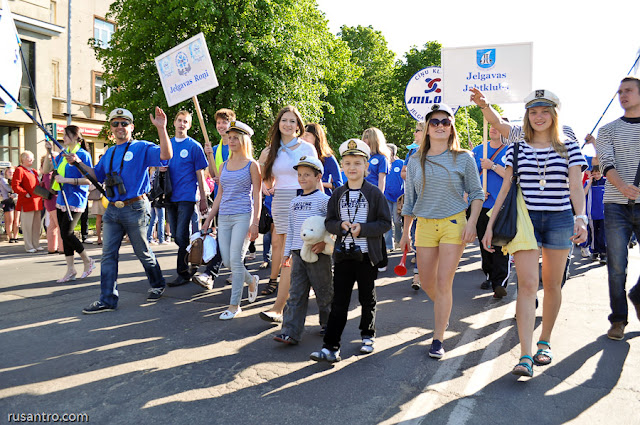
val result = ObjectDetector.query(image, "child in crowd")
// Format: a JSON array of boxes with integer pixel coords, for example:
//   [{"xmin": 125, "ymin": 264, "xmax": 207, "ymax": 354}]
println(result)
[
  {"xmin": 583, "ymin": 164, "xmax": 607, "ymax": 264},
  {"xmin": 384, "ymin": 143, "xmax": 404, "ymax": 252},
  {"xmin": 274, "ymin": 156, "xmax": 333, "ymax": 345},
  {"xmin": 310, "ymin": 139, "xmax": 391, "ymax": 363}
]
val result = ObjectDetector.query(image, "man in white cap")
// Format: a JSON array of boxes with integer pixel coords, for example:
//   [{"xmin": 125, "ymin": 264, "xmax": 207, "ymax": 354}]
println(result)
[{"xmin": 67, "ymin": 106, "xmax": 173, "ymax": 313}]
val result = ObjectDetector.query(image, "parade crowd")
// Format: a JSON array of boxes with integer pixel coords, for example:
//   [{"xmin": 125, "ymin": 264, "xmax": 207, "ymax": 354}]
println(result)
[{"xmin": 2, "ymin": 76, "xmax": 640, "ymax": 379}]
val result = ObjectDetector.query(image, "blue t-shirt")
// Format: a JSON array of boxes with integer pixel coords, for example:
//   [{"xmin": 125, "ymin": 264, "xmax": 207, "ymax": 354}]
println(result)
[
  {"xmin": 212, "ymin": 143, "xmax": 229, "ymax": 198},
  {"xmin": 95, "ymin": 140, "xmax": 162, "ymax": 202},
  {"xmin": 404, "ymin": 148, "xmax": 418, "ymax": 166},
  {"xmin": 586, "ymin": 177, "xmax": 606, "ymax": 220},
  {"xmin": 321, "ymin": 154, "xmax": 342, "ymax": 195},
  {"xmin": 472, "ymin": 143, "xmax": 507, "ymax": 209},
  {"xmin": 365, "ymin": 153, "xmax": 389, "ymax": 187},
  {"xmin": 384, "ymin": 159, "xmax": 405, "ymax": 202},
  {"xmin": 167, "ymin": 136, "xmax": 208, "ymax": 202},
  {"xmin": 54, "ymin": 148, "xmax": 93, "ymax": 209}
]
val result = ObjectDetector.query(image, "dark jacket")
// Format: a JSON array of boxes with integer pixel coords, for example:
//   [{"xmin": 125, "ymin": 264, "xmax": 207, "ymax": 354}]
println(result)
[{"xmin": 325, "ymin": 180, "xmax": 391, "ymax": 267}]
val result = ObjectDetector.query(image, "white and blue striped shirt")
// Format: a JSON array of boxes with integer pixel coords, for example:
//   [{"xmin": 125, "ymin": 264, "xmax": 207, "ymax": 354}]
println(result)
[
  {"xmin": 338, "ymin": 189, "xmax": 369, "ymax": 253},
  {"xmin": 284, "ymin": 189, "xmax": 330, "ymax": 258},
  {"xmin": 219, "ymin": 161, "xmax": 254, "ymax": 215},
  {"xmin": 504, "ymin": 139, "xmax": 586, "ymax": 211}
]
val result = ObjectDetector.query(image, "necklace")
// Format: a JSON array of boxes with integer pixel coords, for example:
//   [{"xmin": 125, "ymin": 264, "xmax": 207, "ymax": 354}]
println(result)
[{"xmin": 532, "ymin": 145, "xmax": 553, "ymax": 191}]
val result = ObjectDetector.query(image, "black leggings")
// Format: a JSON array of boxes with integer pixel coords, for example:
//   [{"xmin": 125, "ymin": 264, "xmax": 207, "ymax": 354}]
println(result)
[{"xmin": 57, "ymin": 209, "xmax": 84, "ymax": 257}]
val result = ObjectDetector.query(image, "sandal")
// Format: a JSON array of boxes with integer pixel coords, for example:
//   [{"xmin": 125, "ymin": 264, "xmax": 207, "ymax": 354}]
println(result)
[
  {"xmin": 261, "ymin": 278, "xmax": 278, "ymax": 295},
  {"xmin": 259, "ymin": 261, "xmax": 270, "ymax": 270},
  {"xmin": 533, "ymin": 341, "xmax": 553, "ymax": 365},
  {"xmin": 57, "ymin": 271, "xmax": 77, "ymax": 283},
  {"xmin": 80, "ymin": 258, "xmax": 96, "ymax": 279},
  {"xmin": 512, "ymin": 355, "xmax": 534, "ymax": 377}
]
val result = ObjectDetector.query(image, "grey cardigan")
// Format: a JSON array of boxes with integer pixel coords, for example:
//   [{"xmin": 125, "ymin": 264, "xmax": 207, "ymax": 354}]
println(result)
[{"xmin": 325, "ymin": 180, "xmax": 391, "ymax": 267}]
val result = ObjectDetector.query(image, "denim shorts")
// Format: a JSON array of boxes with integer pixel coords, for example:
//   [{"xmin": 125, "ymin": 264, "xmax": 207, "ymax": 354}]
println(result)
[{"xmin": 528, "ymin": 209, "xmax": 574, "ymax": 250}]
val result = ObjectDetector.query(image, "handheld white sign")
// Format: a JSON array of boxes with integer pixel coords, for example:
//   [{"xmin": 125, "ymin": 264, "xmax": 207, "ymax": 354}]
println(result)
[
  {"xmin": 155, "ymin": 33, "xmax": 219, "ymax": 107},
  {"xmin": 404, "ymin": 67, "xmax": 444, "ymax": 122},
  {"xmin": 441, "ymin": 42, "xmax": 532, "ymax": 106}
]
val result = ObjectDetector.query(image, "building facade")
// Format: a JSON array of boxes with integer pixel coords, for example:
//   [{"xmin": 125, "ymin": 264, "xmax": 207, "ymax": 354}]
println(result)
[{"xmin": 1, "ymin": 0, "xmax": 114, "ymax": 168}]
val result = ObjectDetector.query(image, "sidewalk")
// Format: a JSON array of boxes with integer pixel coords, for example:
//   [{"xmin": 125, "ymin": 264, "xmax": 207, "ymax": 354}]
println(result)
[{"xmin": 0, "ymin": 239, "xmax": 638, "ymax": 425}]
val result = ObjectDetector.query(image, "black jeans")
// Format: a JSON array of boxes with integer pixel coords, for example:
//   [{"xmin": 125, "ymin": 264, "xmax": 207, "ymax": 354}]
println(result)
[
  {"xmin": 475, "ymin": 207, "xmax": 509, "ymax": 289},
  {"xmin": 166, "ymin": 201, "xmax": 196, "ymax": 279},
  {"xmin": 57, "ymin": 209, "xmax": 84, "ymax": 257},
  {"xmin": 323, "ymin": 254, "xmax": 377, "ymax": 351}
]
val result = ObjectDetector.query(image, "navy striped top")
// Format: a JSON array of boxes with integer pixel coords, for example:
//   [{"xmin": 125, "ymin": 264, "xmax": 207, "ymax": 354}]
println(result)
[
  {"xmin": 219, "ymin": 161, "xmax": 253, "ymax": 215},
  {"xmin": 504, "ymin": 140, "xmax": 586, "ymax": 211},
  {"xmin": 284, "ymin": 189, "xmax": 330, "ymax": 257}
]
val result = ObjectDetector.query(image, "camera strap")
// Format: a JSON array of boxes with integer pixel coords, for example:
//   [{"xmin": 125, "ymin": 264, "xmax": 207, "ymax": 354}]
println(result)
[
  {"xmin": 345, "ymin": 190, "xmax": 363, "ymax": 244},
  {"xmin": 109, "ymin": 141, "xmax": 132, "ymax": 176}
]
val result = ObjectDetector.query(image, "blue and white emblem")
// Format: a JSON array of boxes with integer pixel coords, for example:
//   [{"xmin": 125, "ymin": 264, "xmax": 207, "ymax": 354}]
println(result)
[
  {"xmin": 175, "ymin": 51, "xmax": 191, "ymax": 76},
  {"xmin": 476, "ymin": 49, "xmax": 496, "ymax": 69}
]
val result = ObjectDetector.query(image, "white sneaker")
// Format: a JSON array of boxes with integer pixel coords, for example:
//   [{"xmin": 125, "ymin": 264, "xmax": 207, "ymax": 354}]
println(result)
[
  {"xmin": 378, "ymin": 267, "xmax": 387, "ymax": 272},
  {"xmin": 360, "ymin": 337, "xmax": 375, "ymax": 354},
  {"xmin": 248, "ymin": 275, "xmax": 259, "ymax": 303},
  {"xmin": 220, "ymin": 307, "xmax": 241, "ymax": 320},
  {"xmin": 36, "ymin": 247, "xmax": 44, "ymax": 251},
  {"xmin": 192, "ymin": 273, "xmax": 214, "ymax": 290},
  {"xmin": 581, "ymin": 247, "xmax": 591, "ymax": 258},
  {"xmin": 26, "ymin": 248, "xmax": 37, "ymax": 253}
]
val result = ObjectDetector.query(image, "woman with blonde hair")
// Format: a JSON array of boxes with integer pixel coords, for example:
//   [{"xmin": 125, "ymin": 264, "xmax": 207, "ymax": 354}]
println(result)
[
  {"xmin": 399, "ymin": 104, "xmax": 484, "ymax": 360},
  {"xmin": 258, "ymin": 106, "xmax": 318, "ymax": 323},
  {"xmin": 471, "ymin": 88, "xmax": 587, "ymax": 377},
  {"xmin": 362, "ymin": 127, "xmax": 391, "ymax": 193},
  {"xmin": 203, "ymin": 121, "xmax": 261, "ymax": 319},
  {"xmin": 12, "ymin": 151, "xmax": 43, "ymax": 252}
]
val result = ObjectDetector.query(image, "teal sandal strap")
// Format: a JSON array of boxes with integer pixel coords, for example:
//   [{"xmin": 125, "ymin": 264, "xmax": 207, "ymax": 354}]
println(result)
[
  {"xmin": 513, "ymin": 355, "xmax": 534, "ymax": 376},
  {"xmin": 537, "ymin": 340, "xmax": 551, "ymax": 349}
]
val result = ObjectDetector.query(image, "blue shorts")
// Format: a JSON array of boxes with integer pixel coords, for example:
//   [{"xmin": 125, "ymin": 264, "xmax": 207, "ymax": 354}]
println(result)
[{"xmin": 528, "ymin": 209, "xmax": 574, "ymax": 250}]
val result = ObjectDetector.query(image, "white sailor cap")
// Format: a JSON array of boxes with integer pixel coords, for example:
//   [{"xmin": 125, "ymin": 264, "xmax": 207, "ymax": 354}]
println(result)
[
  {"xmin": 524, "ymin": 90, "xmax": 560, "ymax": 109},
  {"xmin": 293, "ymin": 156, "xmax": 324, "ymax": 175},
  {"xmin": 227, "ymin": 120, "xmax": 254, "ymax": 136},
  {"xmin": 108, "ymin": 108, "xmax": 134, "ymax": 122},
  {"xmin": 339, "ymin": 138, "xmax": 370, "ymax": 159},
  {"xmin": 425, "ymin": 103, "xmax": 455, "ymax": 121}
]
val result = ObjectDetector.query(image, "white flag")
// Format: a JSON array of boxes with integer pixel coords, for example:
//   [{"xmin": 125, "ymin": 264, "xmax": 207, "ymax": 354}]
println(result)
[
  {"xmin": 633, "ymin": 48, "xmax": 640, "ymax": 76},
  {"xmin": 0, "ymin": 0, "xmax": 22, "ymax": 107}
]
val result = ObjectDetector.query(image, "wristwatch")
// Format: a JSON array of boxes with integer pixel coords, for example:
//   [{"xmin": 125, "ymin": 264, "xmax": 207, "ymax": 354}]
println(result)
[
  {"xmin": 575, "ymin": 215, "xmax": 588, "ymax": 224},
  {"xmin": 491, "ymin": 163, "xmax": 498, "ymax": 171}
]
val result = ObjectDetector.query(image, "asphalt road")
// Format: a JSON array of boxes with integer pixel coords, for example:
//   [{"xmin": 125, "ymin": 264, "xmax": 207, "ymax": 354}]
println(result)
[{"xmin": 0, "ymin": 238, "xmax": 638, "ymax": 425}]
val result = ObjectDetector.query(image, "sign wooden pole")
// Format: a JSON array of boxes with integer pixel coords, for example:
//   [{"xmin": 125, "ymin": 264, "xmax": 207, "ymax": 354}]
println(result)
[
  {"xmin": 482, "ymin": 117, "xmax": 488, "ymax": 194},
  {"xmin": 191, "ymin": 95, "xmax": 215, "ymax": 172}
]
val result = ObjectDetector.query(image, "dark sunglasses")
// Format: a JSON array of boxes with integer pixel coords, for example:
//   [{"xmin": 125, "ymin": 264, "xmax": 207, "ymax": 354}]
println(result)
[
  {"xmin": 428, "ymin": 118, "xmax": 452, "ymax": 128},
  {"xmin": 414, "ymin": 128, "xmax": 423, "ymax": 133},
  {"xmin": 110, "ymin": 121, "xmax": 131, "ymax": 127}
]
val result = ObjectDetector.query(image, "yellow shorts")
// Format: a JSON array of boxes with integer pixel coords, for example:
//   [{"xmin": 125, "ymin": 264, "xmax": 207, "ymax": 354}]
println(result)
[{"xmin": 415, "ymin": 211, "xmax": 467, "ymax": 248}]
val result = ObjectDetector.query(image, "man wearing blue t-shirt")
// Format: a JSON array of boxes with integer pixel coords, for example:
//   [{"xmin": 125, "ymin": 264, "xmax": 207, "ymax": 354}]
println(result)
[
  {"xmin": 165, "ymin": 111, "xmax": 209, "ymax": 287},
  {"xmin": 73, "ymin": 107, "xmax": 173, "ymax": 313},
  {"xmin": 471, "ymin": 125, "xmax": 510, "ymax": 298}
]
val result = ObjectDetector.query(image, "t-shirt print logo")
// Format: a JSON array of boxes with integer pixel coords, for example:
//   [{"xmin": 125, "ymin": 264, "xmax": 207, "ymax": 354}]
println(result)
[
  {"xmin": 180, "ymin": 149, "xmax": 189, "ymax": 158},
  {"xmin": 124, "ymin": 151, "xmax": 134, "ymax": 161}
]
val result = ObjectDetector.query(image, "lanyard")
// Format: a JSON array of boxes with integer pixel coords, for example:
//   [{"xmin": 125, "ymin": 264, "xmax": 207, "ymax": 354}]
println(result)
[
  {"xmin": 109, "ymin": 142, "xmax": 131, "ymax": 175},
  {"xmin": 345, "ymin": 190, "xmax": 363, "ymax": 243}
]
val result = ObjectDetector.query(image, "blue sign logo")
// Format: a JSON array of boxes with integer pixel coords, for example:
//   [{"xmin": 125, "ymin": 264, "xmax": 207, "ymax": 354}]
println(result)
[{"xmin": 476, "ymin": 49, "xmax": 496, "ymax": 69}]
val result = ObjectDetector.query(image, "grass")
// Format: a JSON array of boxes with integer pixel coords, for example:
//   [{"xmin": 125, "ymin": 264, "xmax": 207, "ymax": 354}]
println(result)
[{"xmin": 73, "ymin": 217, "xmax": 97, "ymax": 232}]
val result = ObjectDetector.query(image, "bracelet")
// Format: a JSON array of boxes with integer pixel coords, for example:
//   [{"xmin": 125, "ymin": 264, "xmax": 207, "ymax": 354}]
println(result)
[
  {"xmin": 251, "ymin": 223, "xmax": 259, "ymax": 227},
  {"xmin": 575, "ymin": 214, "xmax": 588, "ymax": 224},
  {"xmin": 75, "ymin": 178, "xmax": 78, "ymax": 185},
  {"xmin": 480, "ymin": 105, "xmax": 489, "ymax": 110}
]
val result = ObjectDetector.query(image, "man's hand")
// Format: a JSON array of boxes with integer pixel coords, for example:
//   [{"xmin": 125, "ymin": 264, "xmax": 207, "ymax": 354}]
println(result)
[
  {"xmin": 620, "ymin": 183, "xmax": 640, "ymax": 200},
  {"xmin": 480, "ymin": 158, "xmax": 494, "ymax": 170},
  {"xmin": 199, "ymin": 198, "xmax": 208, "ymax": 215},
  {"xmin": 469, "ymin": 88, "xmax": 488, "ymax": 109},
  {"xmin": 149, "ymin": 106, "xmax": 167, "ymax": 128},
  {"xmin": 585, "ymin": 134, "xmax": 596, "ymax": 144},
  {"xmin": 204, "ymin": 142, "xmax": 213, "ymax": 156}
]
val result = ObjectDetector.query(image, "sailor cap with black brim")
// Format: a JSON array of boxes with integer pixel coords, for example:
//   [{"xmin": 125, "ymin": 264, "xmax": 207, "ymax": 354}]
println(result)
[
  {"xmin": 339, "ymin": 139, "xmax": 371, "ymax": 159},
  {"xmin": 227, "ymin": 120, "xmax": 254, "ymax": 136},
  {"xmin": 424, "ymin": 103, "xmax": 455, "ymax": 122},
  {"xmin": 293, "ymin": 156, "xmax": 324, "ymax": 175},
  {"xmin": 108, "ymin": 108, "xmax": 134, "ymax": 122},
  {"xmin": 524, "ymin": 89, "xmax": 561, "ymax": 109}
]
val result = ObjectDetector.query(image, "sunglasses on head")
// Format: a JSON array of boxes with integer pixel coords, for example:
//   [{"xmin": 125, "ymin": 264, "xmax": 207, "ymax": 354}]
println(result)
[
  {"xmin": 428, "ymin": 118, "xmax": 452, "ymax": 128},
  {"xmin": 111, "ymin": 121, "xmax": 131, "ymax": 127}
]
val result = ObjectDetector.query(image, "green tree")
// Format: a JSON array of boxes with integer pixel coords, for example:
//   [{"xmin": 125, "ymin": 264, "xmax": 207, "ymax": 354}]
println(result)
[{"xmin": 94, "ymin": 0, "xmax": 358, "ymax": 155}]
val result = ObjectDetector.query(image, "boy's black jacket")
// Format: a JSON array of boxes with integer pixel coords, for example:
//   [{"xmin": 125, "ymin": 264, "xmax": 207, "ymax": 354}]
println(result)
[{"xmin": 325, "ymin": 180, "xmax": 392, "ymax": 267}]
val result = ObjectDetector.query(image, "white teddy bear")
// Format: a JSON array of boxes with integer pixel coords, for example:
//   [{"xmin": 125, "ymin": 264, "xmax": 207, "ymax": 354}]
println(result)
[{"xmin": 300, "ymin": 215, "xmax": 335, "ymax": 263}]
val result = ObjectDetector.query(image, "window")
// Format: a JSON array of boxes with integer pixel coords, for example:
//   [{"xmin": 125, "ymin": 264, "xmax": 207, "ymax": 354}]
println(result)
[
  {"xmin": 52, "ymin": 61, "xmax": 60, "ymax": 97},
  {"xmin": 19, "ymin": 40, "xmax": 36, "ymax": 109},
  {"xmin": 93, "ymin": 74, "xmax": 110, "ymax": 105},
  {"xmin": 50, "ymin": 1, "xmax": 57, "ymax": 24},
  {"xmin": 94, "ymin": 18, "xmax": 114, "ymax": 48},
  {"xmin": 0, "ymin": 126, "xmax": 20, "ymax": 166}
]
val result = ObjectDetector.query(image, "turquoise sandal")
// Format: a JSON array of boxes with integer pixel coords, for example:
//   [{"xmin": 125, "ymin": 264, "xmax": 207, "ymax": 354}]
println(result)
[
  {"xmin": 512, "ymin": 355, "xmax": 534, "ymax": 377},
  {"xmin": 533, "ymin": 341, "xmax": 553, "ymax": 366}
]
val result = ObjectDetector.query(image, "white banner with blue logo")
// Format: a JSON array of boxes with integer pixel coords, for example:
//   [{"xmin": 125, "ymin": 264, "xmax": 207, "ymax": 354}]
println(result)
[
  {"xmin": 404, "ymin": 67, "xmax": 447, "ymax": 122},
  {"xmin": 155, "ymin": 32, "xmax": 219, "ymax": 107},
  {"xmin": 441, "ymin": 42, "xmax": 532, "ymax": 106}
]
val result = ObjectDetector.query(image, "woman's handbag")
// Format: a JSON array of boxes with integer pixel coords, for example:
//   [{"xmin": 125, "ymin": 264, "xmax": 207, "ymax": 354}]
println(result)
[
  {"xmin": 33, "ymin": 184, "xmax": 53, "ymax": 200},
  {"xmin": 491, "ymin": 142, "xmax": 520, "ymax": 247}
]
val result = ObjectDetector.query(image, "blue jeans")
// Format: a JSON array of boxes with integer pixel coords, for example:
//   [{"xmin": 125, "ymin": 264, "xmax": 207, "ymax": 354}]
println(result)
[
  {"xmin": 384, "ymin": 199, "xmax": 402, "ymax": 250},
  {"xmin": 147, "ymin": 206, "xmax": 165, "ymax": 243},
  {"xmin": 262, "ymin": 230, "xmax": 272, "ymax": 262},
  {"xmin": 166, "ymin": 201, "xmax": 196, "ymax": 279},
  {"xmin": 100, "ymin": 200, "xmax": 165, "ymax": 308},
  {"xmin": 604, "ymin": 203, "xmax": 640, "ymax": 324},
  {"xmin": 218, "ymin": 212, "xmax": 253, "ymax": 306}
]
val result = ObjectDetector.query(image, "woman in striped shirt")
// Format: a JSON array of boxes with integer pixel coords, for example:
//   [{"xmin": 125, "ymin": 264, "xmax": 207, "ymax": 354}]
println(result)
[
  {"xmin": 203, "ymin": 121, "xmax": 261, "ymax": 320},
  {"xmin": 473, "ymin": 89, "xmax": 588, "ymax": 377}
]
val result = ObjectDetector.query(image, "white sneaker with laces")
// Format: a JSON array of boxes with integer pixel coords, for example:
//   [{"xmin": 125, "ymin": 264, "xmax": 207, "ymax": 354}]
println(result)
[{"xmin": 360, "ymin": 337, "xmax": 375, "ymax": 354}]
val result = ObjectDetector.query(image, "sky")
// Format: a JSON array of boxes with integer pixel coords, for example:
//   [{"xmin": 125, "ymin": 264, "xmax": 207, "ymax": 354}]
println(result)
[{"xmin": 315, "ymin": 0, "xmax": 640, "ymax": 144}]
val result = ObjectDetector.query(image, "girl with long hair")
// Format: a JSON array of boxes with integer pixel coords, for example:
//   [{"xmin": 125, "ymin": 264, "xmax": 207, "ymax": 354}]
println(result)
[
  {"xmin": 301, "ymin": 123, "xmax": 342, "ymax": 194},
  {"xmin": 362, "ymin": 127, "xmax": 391, "ymax": 193}
]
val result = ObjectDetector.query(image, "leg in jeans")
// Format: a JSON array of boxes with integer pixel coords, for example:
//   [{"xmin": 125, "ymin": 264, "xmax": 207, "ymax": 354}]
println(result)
[
  {"xmin": 356, "ymin": 257, "xmax": 378, "ymax": 338},
  {"xmin": 624, "ymin": 205, "xmax": 640, "ymax": 306},
  {"xmin": 604, "ymin": 203, "xmax": 634, "ymax": 324},
  {"xmin": 156, "ymin": 207, "xmax": 165, "ymax": 243},
  {"xmin": 323, "ymin": 259, "xmax": 358, "ymax": 351},
  {"xmin": 309, "ymin": 253, "xmax": 334, "ymax": 327},
  {"xmin": 217, "ymin": 213, "xmax": 252, "ymax": 308},
  {"xmin": 121, "ymin": 200, "xmax": 165, "ymax": 289},
  {"xmin": 385, "ymin": 199, "xmax": 395, "ymax": 250},
  {"xmin": 262, "ymin": 229, "xmax": 272, "ymax": 262},
  {"xmin": 166, "ymin": 201, "xmax": 196, "ymax": 279},
  {"xmin": 147, "ymin": 207, "xmax": 157, "ymax": 242},
  {"xmin": 99, "ymin": 205, "xmax": 125, "ymax": 308},
  {"xmin": 281, "ymin": 251, "xmax": 312, "ymax": 341}
]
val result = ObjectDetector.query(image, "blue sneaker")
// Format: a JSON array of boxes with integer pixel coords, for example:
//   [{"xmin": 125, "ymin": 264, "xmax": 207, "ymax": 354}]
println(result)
[
  {"xmin": 310, "ymin": 348, "xmax": 341, "ymax": 363},
  {"xmin": 429, "ymin": 339, "xmax": 445, "ymax": 359}
]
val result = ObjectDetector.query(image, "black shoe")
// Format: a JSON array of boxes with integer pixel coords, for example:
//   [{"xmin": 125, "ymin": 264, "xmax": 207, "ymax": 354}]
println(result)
[
  {"xmin": 599, "ymin": 254, "xmax": 607, "ymax": 265},
  {"xmin": 147, "ymin": 287, "xmax": 165, "ymax": 301},
  {"xmin": 274, "ymin": 334, "xmax": 299, "ymax": 345},
  {"xmin": 82, "ymin": 301, "xmax": 116, "ymax": 314},
  {"xmin": 493, "ymin": 285, "xmax": 507, "ymax": 299},
  {"xmin": 480, "ymin": 279, "xmax": 491, "ymax": 290},
  {"xmin": 167, "ymin": 276, "xmax": 190, "ymax": 287}
]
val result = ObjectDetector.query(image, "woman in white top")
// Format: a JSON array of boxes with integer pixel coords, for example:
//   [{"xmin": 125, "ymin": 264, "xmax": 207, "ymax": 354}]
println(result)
[{"xmin": 258, "ymin": 106, "xmax": 318, "ymax": 323}]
